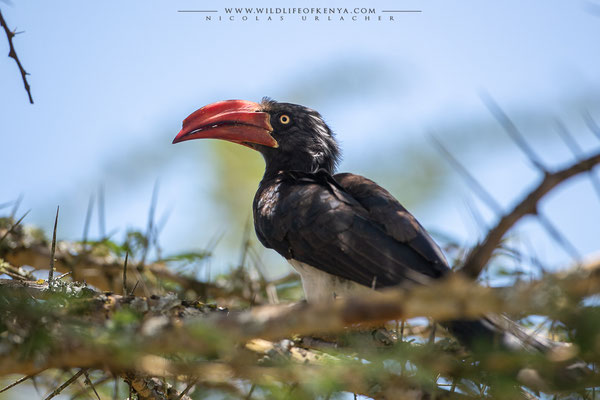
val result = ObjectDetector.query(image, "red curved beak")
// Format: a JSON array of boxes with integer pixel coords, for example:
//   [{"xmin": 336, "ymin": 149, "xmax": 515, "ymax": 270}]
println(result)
[{"xmin": 172, "ymin": 100, "xmax": 277, "ymax": 148}]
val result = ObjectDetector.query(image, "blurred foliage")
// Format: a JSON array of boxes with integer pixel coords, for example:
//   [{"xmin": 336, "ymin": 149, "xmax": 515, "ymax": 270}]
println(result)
[
  {"xmin": 358, "ymin": 140, "xmax": 448, "ymax": 210},
  {"xmin": 209, "ymin": 141, "xmax": 265, "ymax": 227}
]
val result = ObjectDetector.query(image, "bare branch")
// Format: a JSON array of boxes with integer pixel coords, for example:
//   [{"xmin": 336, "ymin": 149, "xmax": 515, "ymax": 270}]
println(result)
[
  {"xmin": 555, "ymin": 119, "xmax": 600, "ymax": 201},
  {"xmin": 140, "ymin": 181, "xmax": 159, "ymax": 268},
  {"xmin": 480, "ymin": 92, "xmax": 546, "ymax": 171},
  {"xmin": 43, "ymin": 369, "xmax": 85, "ymax": 400},
  {"xmin": 176, "ymin": 379, "xmax": 198, "ymax": 400},
  {"xmin": 583, "ymin": 110, "xmax": 600, "ymax": 140},
  {"xmin": 9, "ymin": 193, "xmax": 23, "ymax": 219},
  {"xmin": 82, "ymin": 194, "xmax": 94, "ymax": 246},
  {"xmin": 0, "ymin": 9, "xmax": 33, "ymax": 103},
  {"xmin": 97, "ymin": 185, "xmax": 106, "ymax": 238},
  {"xmin": 82, "ymin": 370, "xmax": 101, "ymax": 400},
  {"xmin": 535, "ymin": 213, "xmax": 580, "ymax": 262},
  {"xmin": 0, "ymin": 374, "xmax": 34, "ymax": 393},
  {"xmin": 429, "ymin": 135, "xmax": 502, "ymax": 214},
  {"xmin": 0, "ymin": 209, "xmax": 29, "ymax": 245},
  {"xmin": 123, "ymin": 251, "xmax": 128, "ymax": 295},
  {"xmin": 0, "ymin": 259, "xmax": 34, "ymax": 280},
  {"xmin": 460, "ymin": 150, "xmax": 600, "ymax": 278},
  {"xmin": 432, "ymin": 132, "xmax": 585, "ymax": 266}
]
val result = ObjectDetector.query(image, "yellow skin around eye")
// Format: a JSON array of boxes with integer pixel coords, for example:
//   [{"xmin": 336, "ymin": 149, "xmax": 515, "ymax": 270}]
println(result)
[{"xmin": 280, "ymin": 115, "xmax": 290, "ymax": 124}]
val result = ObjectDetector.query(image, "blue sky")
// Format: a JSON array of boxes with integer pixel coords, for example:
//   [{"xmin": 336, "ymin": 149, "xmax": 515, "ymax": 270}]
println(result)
[{"xmin": 1, "ymin": 0, "xmax": 599, "ymax": 278}]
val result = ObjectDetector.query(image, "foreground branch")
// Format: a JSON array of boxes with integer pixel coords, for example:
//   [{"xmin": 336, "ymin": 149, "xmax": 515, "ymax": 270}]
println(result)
[
  {"xmin": 460, "ymin": 150, "xmax": 600, "ymax": 278},
  {"xmin": 2, "ymin": 259, "xmax": 600, "ymax": 373},
  {"xmin": 3, "ymin": 259, "xmax": 600, "ymax": 397}
]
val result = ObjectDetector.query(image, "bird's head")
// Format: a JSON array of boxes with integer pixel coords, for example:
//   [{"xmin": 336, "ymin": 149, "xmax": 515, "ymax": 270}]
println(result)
[{"xmin": 173, "ymin": 98, "xmax": 340, "ymax": 175}]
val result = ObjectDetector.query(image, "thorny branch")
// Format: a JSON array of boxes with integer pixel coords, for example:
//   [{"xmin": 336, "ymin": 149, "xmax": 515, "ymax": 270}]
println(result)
[
  {"xmin": 1, "ymin": 236, "xmax": 227, "ymax": 299},
  {"xmin": 2, "ymin": 257, "xmax": 600, "ymax": 372},
  {"xmin": 0, "ymin": 8, "xmax": 33, "ymax": 104},
  {"xmin": 0, "ymin": 277, "xmax": 478, "ymax": 399},
  {"xmin": 460, "ymin": 150, "xmax": 600, "ymax": 279}
]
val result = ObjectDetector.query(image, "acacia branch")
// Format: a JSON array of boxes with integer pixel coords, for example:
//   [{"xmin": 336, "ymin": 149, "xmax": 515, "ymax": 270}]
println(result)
[
  {"xmin": 2, "ymin": 241, "xmax": 226, "ymax": 298},
  {"xmin": 460, "ymin": 150, "xmax": 600, "ymax": 279},
  {"xmin": 0, "ymin": 9, "xmax": 33, "ymax": 104},
  {"xmin": 3, "ymin": 262, "xmax": 600, "ymax": 396},
  {"xmin": 3, "ymin": 259, "xmax": 600, "ymax": 360}
]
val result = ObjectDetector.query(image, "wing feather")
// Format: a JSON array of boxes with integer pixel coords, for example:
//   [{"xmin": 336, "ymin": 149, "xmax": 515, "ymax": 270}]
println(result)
[{"xmin": 255, "ymin": 171, "xmax": 450, "ymax": 289}]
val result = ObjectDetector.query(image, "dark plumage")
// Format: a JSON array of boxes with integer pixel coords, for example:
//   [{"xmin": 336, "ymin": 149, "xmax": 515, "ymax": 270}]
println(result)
[
  {"xmin": 254, "ymin": 98, "xmax": 340, "ymax": 177},
  {"xmin": 253, "ymin": 100, "xmax": 449, "ymax": 286}
]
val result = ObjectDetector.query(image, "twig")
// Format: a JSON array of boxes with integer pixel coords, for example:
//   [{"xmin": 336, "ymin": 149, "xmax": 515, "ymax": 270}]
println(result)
[
  {"xmin": 31, "ymin": 375, "xmax": 41, "ymax": 396},
  {"xmin": 98, "ymin": 185, "xmax": 106, "ymax": 238},
  {"xmin": 555, "ymin": 119, "xmax": 583, "ymax": 156},
  {"xmin": 44, "ymin": 369, "xmax": 86, "ymax": 400},
  {"xmin": 429, "ymin": 135, "xmax": 502, "ymax": 214},
  {"xmin": 480, "ymin": 92, "xmax": 546, "ymax": 171},
  {"xmin": 0, "ymin": 9, "xmax": 33, "ymax": 103},
  {"xmin": 70, "ymin": 375, "xmax": 111, "ymax": 400},
  {"xmin": 123, "ymin": 251, "xmax": 128, "ymax": 295},
  {"xmin": 536, "ymin": 213, "xmax": 580, "ymax": 262},
  {"xmin": 400, "ymin": 320, "xmax": 405, "ymax": 342},
  {"xmin": 555, "ymin": 119, "xmax": 600, "ymax": 201},
  {"xmin": 0, "ymin": 209, "xmax": 30, "ymax": 245},
  {"xmin": 48, "ymin": 206, "xmax": 59, "ymax": 282},
  {"xmin": 140, "ymin": 181, "xmax": 159, "ymax": 268},
  {"xmin": 0, "ymin": 374, "xmax": 34, "ymax": 393},
  {"xmin": 152, "ymin": 207, "xmax": 172, "ymax": 261},
  {"xmin": 432, "ymin": 133, "xmax": 581, "ymax": 267},
  {"xmin": 10, "ymin": 193, "xmax": 23, "ymax": 218},
  {"xmin": 82, "ymin": 370, "xmax": 101, "ymax": 400},
  {"xmin": 583, "ymin": 110, "xmax": 600, "ymax": 140},
  {"xmin": 130, "ymin": 279, "xmax": 140, "ymax": 295},
  {"xmin": 239, "ymin": 216, "xmax": 252, "ymax": 267},
  {"xmin": 177, "ymin": 378, "xmax": 198, "ymax": 400},
  {"xmin": 56, "ymin": 271, "xmax": 72, "ymax": 280},
  {"xmin": 460, "ymin": 150, "xmax": 600, "ymax": 278},
  {"xmin": 462, "ymin": 194, "xmax": 488, "ymax": 236},
  {"xmin": 428, "ymin": 320, "xmax": 437, "ymax": 345},
  {"xmin": 82, "ymin": 194, "xmax": 94, "ymax": 246}
]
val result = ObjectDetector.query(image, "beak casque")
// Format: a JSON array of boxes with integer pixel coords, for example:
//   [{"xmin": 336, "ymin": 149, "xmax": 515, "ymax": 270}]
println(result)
[{"xmin": 172, "ymin": 100, "xmax": 277, "ymax": 148}]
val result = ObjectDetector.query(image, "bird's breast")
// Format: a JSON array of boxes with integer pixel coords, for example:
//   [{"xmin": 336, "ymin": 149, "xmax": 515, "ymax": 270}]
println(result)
[
  {"xmin": 288, "ymin": 259, "xmax": 373, "ymax": 303},
  {"xmin": 255, "ymin": 183, "xmax": 281, "ymax": 219}
]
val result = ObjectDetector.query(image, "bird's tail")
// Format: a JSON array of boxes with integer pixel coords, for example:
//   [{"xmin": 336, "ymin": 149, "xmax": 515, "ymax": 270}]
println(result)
[
  {"xmin": 444, "ymin": 315, "xmax": 553, "ymax": 353},
  {"xmin": 443, "ymin": 316, "xmax": 590, "ymax": 388}
]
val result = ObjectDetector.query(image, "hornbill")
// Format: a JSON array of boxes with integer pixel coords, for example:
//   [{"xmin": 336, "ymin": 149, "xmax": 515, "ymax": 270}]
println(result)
[{"xmin": 172, "ymin": 98, "xmax": 553, "ymax": 352}]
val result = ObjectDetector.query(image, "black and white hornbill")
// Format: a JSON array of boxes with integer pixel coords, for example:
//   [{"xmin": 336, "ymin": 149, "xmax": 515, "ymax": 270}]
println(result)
[{"xmin": 172, "ymin": 98, "xmax": 551, "ymax": 352}]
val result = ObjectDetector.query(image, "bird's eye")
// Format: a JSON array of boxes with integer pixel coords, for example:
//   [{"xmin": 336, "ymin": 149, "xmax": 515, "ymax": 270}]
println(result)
[{"xmin": 279, "ymin": 114, "xmax": 291, "ymax": 125}]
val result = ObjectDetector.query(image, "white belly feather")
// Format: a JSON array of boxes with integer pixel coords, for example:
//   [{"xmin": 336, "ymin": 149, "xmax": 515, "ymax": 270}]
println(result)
[{"xmin": 288, "ymin": 259, "xmax": 374, "ymax": 303}]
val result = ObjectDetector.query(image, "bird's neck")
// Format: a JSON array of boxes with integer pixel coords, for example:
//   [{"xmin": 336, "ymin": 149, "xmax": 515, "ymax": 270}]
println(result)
[{"xmin": 261, "ymin": 151, "xmax": 335, "ymax": 180}]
